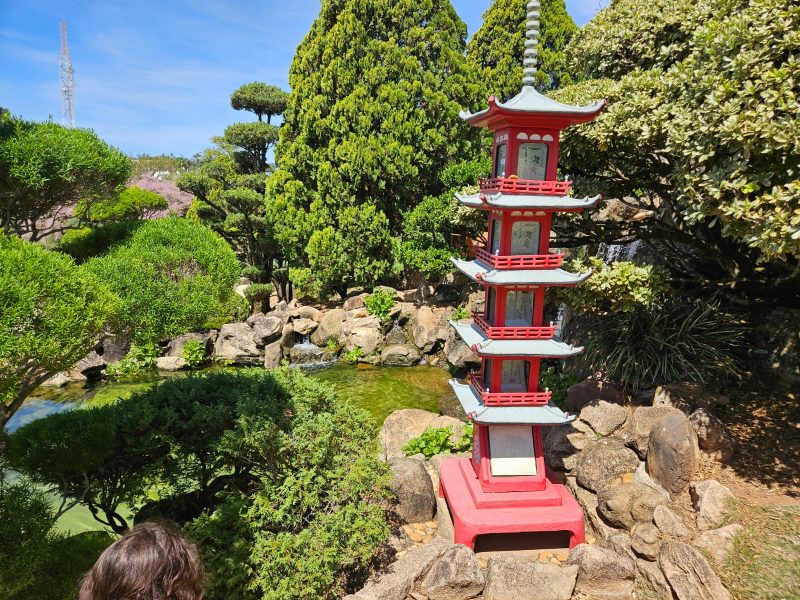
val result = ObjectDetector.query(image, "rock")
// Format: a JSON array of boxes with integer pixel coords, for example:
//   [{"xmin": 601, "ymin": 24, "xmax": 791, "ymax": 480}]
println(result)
[
  {"xmin": 566, "ymin": 544, "xmax": 636, "ymax": 599},
  {"xmin": 213, "ymin": 323, "xmax": 262, "ymax": 365},
  {"xmin": 544, "ymin": 420, "xmax": 593, "ymax": 472},
  {"xmin": 580, "ymin": 400, "xmax": 629, "ymax": 436},
  {"xmin": 381, "ymin": 344, "xmax": 422, "ymax": 367},
  {"xmin": 435, "ymin": 496, "xmax": 455, "ymax": 543},
  {"xmin": 73, "ymin": 351, "xmax": 106, "ymax": 379},
  {"xmin": 249, "ymin": 315, "xmax": 283, "ymax": 346},
  {"xmin": 567, "ymin": 478, "xmax": 617, "ymax": 542},
  {"xmin": 647, "ymin": 412, "xmax": 699, "ymax": 494},
  {"xmin": 653, "ymin": 382, "xmax": 730, "ymax": 415},
  {"xmin": 483, "ymin": 554, "xmax": 578, "ymax": 600},
  {"xmin": 689, "ymin": 408, "xmax": 736, "ymax": 462},
  {"xmin": 439, "ymin": 388, "xmax": 463, "ymax": 420},
  {"xmin": 343, "ymin": 293, "xmax": 368, "ymax": 311},
  {"xmin": 410, "ymin": 306, "xmax": 447, "ymax": 353},
  {"xmin": 607, "ymin": 532, "xmax": 635, "ymax": 561},
  {"xmin": 693, "ymin": 524, "xmax": 743, "ymax": 566},
  {"xmin": 345, "ymin": 538, "xmax": 452, "ymax": 600},
  {"xmin": 41, "ymin": 373, "xmax": 71, "ymax": 387},
  {"xmin": 292, "ymin": 317, "xmax": 318, "ymax": 336},
  {"xmin": 429, "ymin": 416, "xmax": 467, "ymax": 445},
  {"xmin": 279, "ymin": 322, "xmax": 294, "ymax": 346},
  {"xmin": 286, "ymin": 342, "xmax": 325, "ymax": 364},
  {"xmin": 631, "ymin": 523, "xmax": 661, "ymax": 561},
  {"xmin": 575, "ymin": 438, "xmax": 640, "ymax": 492},
  {"xmin": 421, "ymin": 544, "xmax": 485, "ymax": 600},
  {"xmin": 566, "ymin": 377, "xmax": 624, "ymax": 413},
  {"xmin": 690, "ymin": 480, "xmax": 735, "ymax": 531},
  {"xmin": 343, "ymin": 316, "xmax": 384, "ymax": 355},
  {"xmin": 659, "ymin": 540, "xmax": 731, "ymax": 600},
  {"xmin": 397, "ymin": 289, "xmax": 418, "ymax": 303},
  {"xmin": 156, "ymin": 356, "xmax": 186, "ymax": 371},
  {"xmin": 623, "ymin": 406, "xmax": 684, "ymax": 459},
  {"xmin": 100, "ymin": 337, "xmax": 129, "ymax": 365},
  {"xmin": 234, "ymin": 282, "xmax": 250, "ymax": 298},
  {"xmin": 636, "ymin": 558, "xmax": 672, "ymax": 600},
  {"xmin": 652, "ymin": 505, "xmax": 692, "ymax": 540},
  {"xmin": 444, "ymin": 326, "xmax": 480, "ymax": 369},
  {"xmin": 597, "ymin": 482, "xmax": 668, "ymax": 529},
  {"xmin": 380, "ymin": 409, "xmax": 439, "ymax": 460},
  {"xmin": 295, "ymin": 305, "xmax": 322, "ymax": 321},
  {"xmin": 309, "ymin": 308, "xmax": 345, "ymax": 346},
  {"xmin": 165, "ymin": 331, "xmax": 217, "ymax": 358},
  {"xmin": 385, "ymin": 324, "xmax": 409, "ymax": 345},
  {"xmin": 389, "ymin": 458, "xmax": 436, "ymax": 524},
  {"xmin": 263, "ymin": 341, "xmax": 283, "ymax": 369}
]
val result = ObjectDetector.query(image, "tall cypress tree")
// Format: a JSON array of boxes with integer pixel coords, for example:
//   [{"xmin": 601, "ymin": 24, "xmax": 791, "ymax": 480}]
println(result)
[
  {"xmin": 267, "ymin": 0, "xmax": 482, "ymax": 290},
  {"xmin": 467, "ymin": 0, "xmax": 577, "ymax": 100}
]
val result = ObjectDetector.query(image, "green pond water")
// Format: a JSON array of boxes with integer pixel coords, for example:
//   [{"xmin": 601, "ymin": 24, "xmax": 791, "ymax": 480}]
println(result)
[{"xmin": 8, "ymin": 364, "xmax": 451, "ymax": 535}]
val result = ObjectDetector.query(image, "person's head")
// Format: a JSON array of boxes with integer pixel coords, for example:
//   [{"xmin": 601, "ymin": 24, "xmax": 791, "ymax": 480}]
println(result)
[{"xmin": 79, "ymin": 521, "xmax": 204, "ymax": 600}]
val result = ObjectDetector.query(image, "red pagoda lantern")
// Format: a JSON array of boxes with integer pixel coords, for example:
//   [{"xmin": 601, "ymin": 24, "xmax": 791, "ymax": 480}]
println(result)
[{"xmin": 438, "ymin": 0, "xmax": 606, "ymax": 550}]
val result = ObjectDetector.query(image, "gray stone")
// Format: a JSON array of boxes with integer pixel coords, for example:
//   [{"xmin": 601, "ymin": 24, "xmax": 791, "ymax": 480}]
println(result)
[
  {"xmin": 567, "ymin": 543, "xmax": 636, "ymax": 599},
  {"xmin": 689, "ymin": 408, "xmax": 736, "ymax": 462},
  {"xmin": 444, "ymin": 326, "xmax": 480, "ymax": 369},
  {"xmin": 693, "ymin": 524, "xmax": 743, "ymax": 566},
  {"xmin": 575, "ymin": 438, "xmax": 640, "ymax": 492},
  {"xmin": 647, "ymin": 412, "xmax": 699, "ymax": 494},
  {"xmin": 263, "ymin": 341, "xmax": 283, "ymax": 369},
  {"xmin": 690, "ymin": 480, "xmax": 735, "ymax": 531},
  {"xmin": 435, "ymin": 495, "xmax": 455, "ymax": 543},
  {"xmin": 166, "ymin": 331, "xmax": 217, "ymax": 358},
  {"xmin": 659, "ymin": 540, "xmax": 731, "ymax": 600},
  {"xmin": 292, "ymin": 317, "xmax": 318, "ymax": 336},
  {"xmin": 623, "ymin": 406, "xmax": 684, "ymax": 459},
  {"xmin": 342, "ymin": 293, "xmax": 367, "ymax": 311},
  {"xmin": 483, "ymin": 554, "xmax": 578, "ymax": 600},
  {"xmin": 653, "ymin": 382, "xmax": 729, "ymax": 415},
  {"xmin": 41, "ymin": 373, "xmax": 71, "ymax": 387},
  {"xmin": 636, "ymin": 558, "xmax": 672, "ymax": 600},
  {"xmin": 385, "ymin": 324, "xmax": 409, "ymax": 345},
  {"xmin": 566, "ymin": 377, "xmax": 625, "ymax": 413},
  {"xmin": 544, "ymin": 420, "xmax": 593, "ymax": 472},
  {"xmin": 156, "ymin": 356, "xmax": 186, "ymax": 371},
  {"xmin": 421, "ymin": 544, "xmax": 485, "ymax": 600},
  {"xmin": 580, "ymin": 400, "xmax": 629, "ymax": 436},
  {"xmin": 295, "ymin": 305, "xmax": 322, "ymax": 321},
  {"xmin": 249, "ymin": 314, "xmax": 283, "ymax": 346},
  {"xmin": 100, "ymin": 337, "xmax": 129, "ymax": 364},
  {"xmin": 381, "ymin": 344, "xmax": 422, "ymax": 367},
  {"xmin": 597, "ymin": 482, "xmax": 668, "ymax": 529},
  {"xmin": 73, "ymin": 350, "xmax": 106, "ymax": 379},
  {"xmin": 410, "ymin": 306, "xmax": 447, "ymax": 353},
  {"xmin": 607, "ymin": 531, "xmax": 635, "ymax": 561},
  {"xmin": 310, "ymin": 308, "xmax": 345, "ymax": 346},
  {"xmin": 567, "ymin": 477, "xmax": 617, "ymax": 542},
  {"xmin": 345, "ymin": 538, "xmax": 453, "ymax": 600},
  {"xmin": 213, "ymin": 323, "xmax": 262, "ymax": 365},
  {"xmin": 653, "ymin": 504, "xmax": 692, "ymax": 540},
  {"xmin": 389, "ymin": 458, "xmax": 436, "ymax": 524},
  {"xmin": 631, "ymin": 523, "xmax": 661, "ymax": 561},
  {"xmin": 380, "ymin": 409, "xmax": 439, "ymax": 460}
]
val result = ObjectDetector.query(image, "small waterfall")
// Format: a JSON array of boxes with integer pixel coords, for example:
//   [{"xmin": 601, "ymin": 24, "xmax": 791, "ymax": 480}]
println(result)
[
  {"xmin": 598, "ymin": 240, "xmax": 641, "ymax": 264},
  {"xmin": 554, "ymin": 303, "xmax": 567, "ymax": 341},
  {"xmin": 287, "ymin": 335, "xmax": 337, "ymax": 371}
]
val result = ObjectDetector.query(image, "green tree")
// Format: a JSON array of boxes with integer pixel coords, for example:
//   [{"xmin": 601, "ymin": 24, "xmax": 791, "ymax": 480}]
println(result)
[
  {"xmin": 268, "ymin": 0, "xmax": 483, "ymax": 279},
  {"xmin": 0, "ymin": 236, "xmax": 118, "ymax": 429},
  {"xmin": 74, "ymin": 186, "xmax": 168, "ymax": 223},
  {"xmin": 218, "ymin": 122, "xmax": 279, "ymax": 174},
  {"xmin": 231, "ymin": 82, "xmax": 290, "ymax": 124},
  {"xmin": 0, "ymin": 120, "xmax": 130, "ymax": 240},
  {"xmin": 467, "ymin": 0, "xmax": 577, "ymax": 99}
]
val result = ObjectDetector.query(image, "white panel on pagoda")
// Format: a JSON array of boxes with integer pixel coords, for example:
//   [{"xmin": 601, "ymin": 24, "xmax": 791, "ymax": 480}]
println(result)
[
  {"xmin": 460, "ymin": 85, "xmax": 605, "ymax": 123},
  {"xmin": 455, "ymin": 192, "xmax": 602, "ymax": 211},
  {"xmin": 452, "ymin": 257, "xmax": 591, "ymax": 287},
  {"xmin": 450, "ymin": 321, "xmax": 583, "ymax": 358},
  {"xmin": 449, "ymin": 380, "xmax": 575, "ymax": 425}
]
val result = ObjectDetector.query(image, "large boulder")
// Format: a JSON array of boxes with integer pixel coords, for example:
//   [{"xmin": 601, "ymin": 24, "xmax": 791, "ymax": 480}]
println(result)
[
  {"xmin": 689, "ymin": 408, "xmax": 736, "ymax": 462},
  {"xmin": 636, "ymin": 558, "xmax": 672, "ymax": 600},
  {"xmin": 166, "ymin": 331, "xmax": 217, "ymax": 358},
  {"xmin": 597, "ymin": 482, "xmax": 668, "ymax": 529},
  {"xmin": 444, "ymin": 326, "xmax": 480, "ymax": 369},
  {"xmin": 690, "ymin": 480, "xmax": 735, "ymax": 531},
  {"xmin": 72, "ymin": 350, "xmax": 106, "ymax": 379},
  {"xmin": 381, "ymin": 344, "xmax": 422, "ymax": 367},
  {"xmin": 659, "ymin": 540, "xmax": 731, "ymax": 600},
  {"xmin": 483, "ymin": 554, "xmax": 578, "ymax": 600},
  {"xmin": 213, "ymin": 323, "xmax": 262, "ymax": 365},
  {"xmin": 380, "ymin": 409, "xmax": 439, "ymax": 460},
  {"xmin": 623, "ymin": 406, "xmax": 684, "ymax": 459},
  {"xmin": 344, "ymin": 315, "xmax": 384, "ymax": 355},
  {"xmin": 420, "ymin": 544, "xmax": 485, "ymax": 600},
  {"xmin": 410, "ymin": 306, "xmax": 447, "ymax": 353},
  {"xmin": 100, "ymin": 337, "xmax": 129, "ymax": 365},
  {"xmin": 566, "ymin": 377, "xmax": 624, "ymax": 413},
  {"xmin": 580, "ymin": 400, "xmax": 629, "ymax": 436},
  {"xmin": 544, "ymin": 420, "xmax": 594, "ymax": 472},
  {"xmin": 389, "ymin": 457, "xmax": 436, "ymax": 524},
  {"xmin": 652, "ymin": 504, "xmax": 692, "ymax": 540},
  {"xmin": 567, "ymin": 477, "xmax": 617, "ymax": 542},
  {"xmin": 248, "ymin": 314, "xmax": 283, "ymax": 346},
  {"xmin": 310, "ymin": 308, "xmax": 345, "ymax": 346},
  {"xmin": 292, "ymin": 317, "xmax": 318, "ymax": 337},
  {"xmin": 575, "ymin": 438, "xmax": 640, "ymax": 492},
  {"xmin": 566, "ymin": 544, "xmax": 636, "ymax": 600},
  {"xmin": 653, "ymin": 382, "xmax": 729, "ymax": 415},
  {"xmin": 647, "ymin": 412, "xmax": 699, "ymax": 494},
  {"xmin": 156, "ymin": 356, "xmax": 186, "ymax": 371},
  {"xmin": 693, "ymin": 524, "xmax": 743, "ymax": 566}
]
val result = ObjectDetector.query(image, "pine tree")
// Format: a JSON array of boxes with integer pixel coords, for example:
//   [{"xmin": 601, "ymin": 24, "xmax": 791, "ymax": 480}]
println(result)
[{"xmin": 467, "ymin": 0, "xmax": 577, "ymax": 100}]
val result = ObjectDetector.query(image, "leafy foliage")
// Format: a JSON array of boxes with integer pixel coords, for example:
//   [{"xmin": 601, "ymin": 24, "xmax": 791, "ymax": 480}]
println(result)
[
  {"xmin": 105, "ymin": 343, "xmax": 160, "ymax": 377},
  {"xmin": 451, "ymin": 305, "xmax": 470, "ymax": 321},
  {"xmin": 181, "ymin": 339, "xmax": 208, "ymax": 369},
  {"xmin": 230, "ymin": 82, "xmax": 290, "ymax": 124},
  {"xmin": 75, "ymin": 186, "xmax": 168, "ymax": 223},
  {"xmin": 84, "ymin": 218, "xmax": 240, "ymax": 345},
  {"xmin": 0, "ymin": 236, "xmax": 118, "ymax": 429},
  {"xmin": 539, "ymin": 366, "xmax": 577, "ymax": 407},
  {"xmin": 244, "ymin": 282, "xmax": 275, "ymax": 314},
  {"xmin": 344, "ymin": 347, "xmax": 363, "ymax": 365},
  {"xmin": 403, "ymin": 423, "xmax": 473, "ymax": 459},
  {"xmin": 584, "ymin": 297, "xmax": 744, "ymax": 391},
  {"xmin": 58, "ymin": 221, "xmax": 143, "ymax": 263},
  {"xmin": 365, "ymin": 289, "xmax": 396, "ymax": 321},
  {"xmin": 0, "ymin": 119, "xmax": 130, "ymax": 240}
]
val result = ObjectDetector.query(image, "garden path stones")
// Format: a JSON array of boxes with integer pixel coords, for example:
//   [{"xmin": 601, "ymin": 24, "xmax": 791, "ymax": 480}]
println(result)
[
  {"xmin": 647, "ymin": 412, "xmax": 699, "ymax": 494},
  {"xmin": 389, "ymin": 457, "xmax": 436, "ymax": 524},
  {"xmin": 658, "ymin": 540, "xmax": 731, "ymax": 600},
  {"xmin": 575, "ymin": 438, "xmax": 640, "ymax": 492},
  {"xmin": 483, "ymin": 554, "xmax": 578, "ymax": 600},
  {"xmin": 566, "ymin": 544, "xmax": 636, "ymax": 600},
  {"xmin": 580, "ymin": 400, "xmax": 629, "ymax": 436},
  {"xmin": 690, "ymin": 480, "xmax": 735, "ymax": 531}
]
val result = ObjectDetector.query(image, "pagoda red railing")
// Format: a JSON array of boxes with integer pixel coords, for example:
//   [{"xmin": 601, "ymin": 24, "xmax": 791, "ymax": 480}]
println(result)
[
  {"xmin": 479, "ymin": 178, "xmax": 572, "ymax": 196},
  {"xmin": 475, "ymin": 247, "xmax": 565, "ymax": 270},
  {"xmin": 469, "ymin": 372, "xmax": 552, "ymax": 406},
  {"xmin": 472, "ymin": 313, "xmax": 557, "ymax": 340}
]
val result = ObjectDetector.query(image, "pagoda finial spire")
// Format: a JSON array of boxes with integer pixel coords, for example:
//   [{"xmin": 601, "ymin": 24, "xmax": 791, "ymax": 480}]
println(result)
[{"xmin": 522, "ymin": 0, "xmax": 541, "ymax": 87}]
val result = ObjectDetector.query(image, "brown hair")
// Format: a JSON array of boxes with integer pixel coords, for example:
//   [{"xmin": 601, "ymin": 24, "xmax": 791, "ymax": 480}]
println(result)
[{"xmin": 79, "ymin": 521, "xmax": 205, "ymax": 600}]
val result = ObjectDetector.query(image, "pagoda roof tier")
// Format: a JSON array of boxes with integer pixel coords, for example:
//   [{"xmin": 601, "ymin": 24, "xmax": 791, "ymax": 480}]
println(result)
[
  {"xmin": 449, "ymin": 380, "xmax": 575, "ymax": 426},
  {"xmin": 450, "ymin": 321, "xmax": 583, "ymax": 358},
  {"xmin": 451, "ymin": 258, "xmax": 591, "ymax": 287},
  {"xmin": 460, "ymin": 86, "xmax": 606, "ymax": 130},
  {"xmin": 455, "ymin": 191, "xmax": 602, "ymax": 212}
]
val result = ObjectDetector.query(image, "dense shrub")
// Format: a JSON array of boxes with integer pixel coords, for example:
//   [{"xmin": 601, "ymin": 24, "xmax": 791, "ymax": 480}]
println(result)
[
  {"xmin": 58, "ymin": 220, "xmax": 143, "ymax": 263},
  {"xmin": 364, "ymin": 289, "xmax": 396, "ymax": 321},
  {"xmin": 84, "ymin": 218, "xmax": 240, "ymax": 345},
  {"xmin": 75, "ymin": 185, "xmax": 168, "ymax": 223}
]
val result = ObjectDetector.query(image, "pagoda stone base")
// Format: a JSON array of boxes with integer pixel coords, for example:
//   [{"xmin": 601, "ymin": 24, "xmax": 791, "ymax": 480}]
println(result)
[{"xmin": 439, "ymin": 458, "xmax": 585, "ymax": 550}]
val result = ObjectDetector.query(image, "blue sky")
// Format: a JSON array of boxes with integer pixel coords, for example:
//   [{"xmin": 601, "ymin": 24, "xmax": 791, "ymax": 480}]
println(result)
[{"xmin": 1, "ymin": 0, "xmax": 606, "ymax": 157}]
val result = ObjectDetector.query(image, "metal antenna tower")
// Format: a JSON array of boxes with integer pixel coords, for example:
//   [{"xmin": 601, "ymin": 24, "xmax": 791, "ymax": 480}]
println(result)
[{"xmin": 60, "ymin": 19, "xmax": 75, "ymax": 128}]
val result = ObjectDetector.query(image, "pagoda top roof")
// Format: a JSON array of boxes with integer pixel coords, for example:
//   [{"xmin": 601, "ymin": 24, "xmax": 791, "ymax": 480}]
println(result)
[
  {"xmin": 452, "ymin": 258, "xmax": 591, "ymax": 287},
  {"xmin": 460, "ymin": 86, "xmax": 606, "ymax": 130},
  {"xmin": 450, "ymin": 380, "xmax": 575, "ymax": 426},
  {"xmin": 451, "ymin": 321, "xmax": 583, "ymax": 358},
  {"xmin": 455, "ymin": 191, "xmax": 601, "ymax": 212}
]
